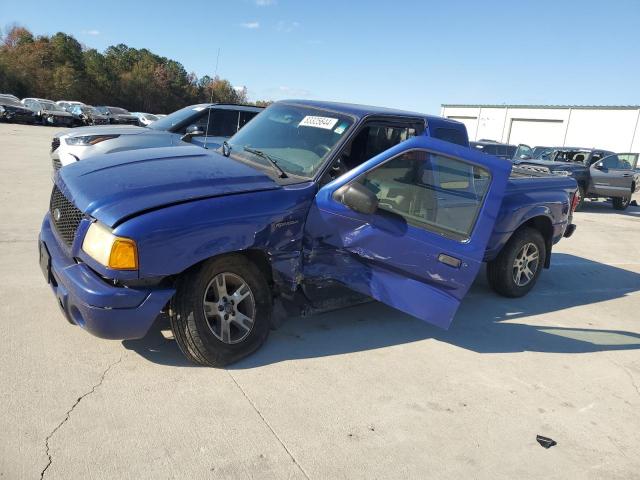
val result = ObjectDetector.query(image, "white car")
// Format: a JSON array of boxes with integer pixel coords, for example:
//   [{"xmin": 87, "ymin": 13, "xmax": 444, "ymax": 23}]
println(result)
[
  {"xmin": 131, "ymin": 112, "xmax": 159, "ymax": 126},
  {"xmin": 50, "ymin": 103, "xmax": 264, "ymax": 171}
]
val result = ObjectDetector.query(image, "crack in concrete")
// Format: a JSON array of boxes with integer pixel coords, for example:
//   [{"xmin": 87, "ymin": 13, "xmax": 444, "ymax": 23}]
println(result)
[
  {"xmin": 226, "ymin": 371, "xmax": 310, "ymax": 480},
  {"xmin": 39, "ymin": 356, "xmax": 123, "ymax": 480},
  {"xmin": 621, "ymin": 366, "xmax": 640, "ymax": 399},
  {"xmin": 609, "ymin": 359, "xmax": 640, "ymax": 400}
]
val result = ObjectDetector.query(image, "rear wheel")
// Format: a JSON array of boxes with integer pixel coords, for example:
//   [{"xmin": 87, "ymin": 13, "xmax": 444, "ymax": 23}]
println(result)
[
  {"xmin": 169, "ymin": 254, "xmax": 272, "ymax": 367},
  {"xmin": 487, "ymin": 227, "xmax": 546, "ymax": 298},
  {"xmin": 612, "ymin": 193, "xmax": 631, "ymax": 210},
  {"xmin": 574, "ymin": 184, "xmax": 585, "ymax": 211}
]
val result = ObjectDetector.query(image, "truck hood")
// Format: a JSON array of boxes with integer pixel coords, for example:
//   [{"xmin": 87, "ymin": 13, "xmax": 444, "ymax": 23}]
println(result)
[
  {"xmin": 57, "ymin": 146, "xmax": 280, "ymax": 227},
  {"xmin": 517, "ymin": 159, "xmax": 583, "ymax": 171}
]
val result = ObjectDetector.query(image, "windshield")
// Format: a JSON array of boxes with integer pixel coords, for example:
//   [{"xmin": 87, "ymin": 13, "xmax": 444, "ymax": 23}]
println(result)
[
  {"xmin": 147, "ymin": 105, "xmax": 206, "ymax": 131},
  {"xmin": 226, "ymin": 103, "xmax": 353, "ymax": 178},
  {"xmin": 552, "ymin": 150, "xmax": 590, "ymax": 163},
  {"xmin": 82, "ymin": 106, "xmax": 99, "ymax": 114},
  {"xmin": 143, "ymin": 113, "xmax": 158, "ymax": 121},
  {"xmin": 533, "ymin": 147, "xmax": 554, "ymax": 160},
  {"xmin": 41, "ymin": 101, "xmax": 63, "ymax": 111},
  {"xmin": 0, "ymin": 96, "xmax": 22, "ymax": 107}
]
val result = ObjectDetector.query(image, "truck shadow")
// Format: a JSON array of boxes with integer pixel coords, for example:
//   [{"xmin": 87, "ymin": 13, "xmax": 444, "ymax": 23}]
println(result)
[
  {"xmin": 579, "ymin": 199, "xmax": 640, "ymax": 216},
  {"xmin": 122, "ymin": 253, "xmax": 640, "ymax": 368}
]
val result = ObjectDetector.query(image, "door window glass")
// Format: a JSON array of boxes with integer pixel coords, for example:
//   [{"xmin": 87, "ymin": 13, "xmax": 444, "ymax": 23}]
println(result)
[
  {"xmin": 600, "ymin": 154, "xmax": 634, "ymax": 170},
  {"xmin": 354, "ymin": 150, "xmax": 491, "ymax": 240}
]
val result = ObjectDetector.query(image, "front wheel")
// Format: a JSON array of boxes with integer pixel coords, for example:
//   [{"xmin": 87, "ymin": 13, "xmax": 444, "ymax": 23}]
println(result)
[
  {"xmin": 487, "ymin": 227, "xmax": 546, "ymax": 298},
  {"xmin": 169, "ymin": 254, "xmax": 272, "ymax": 367}
]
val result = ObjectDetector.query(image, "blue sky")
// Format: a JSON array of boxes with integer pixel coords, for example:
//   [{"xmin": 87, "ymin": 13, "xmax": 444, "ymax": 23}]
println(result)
[{"xmin": 2, "ymin": 0, "xmax": 639, "ymax": 113}]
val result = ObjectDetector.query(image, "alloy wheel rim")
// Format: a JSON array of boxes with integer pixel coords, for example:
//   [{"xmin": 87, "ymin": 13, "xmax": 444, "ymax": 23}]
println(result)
[
  {"xmin": 512, "ymin": 242, "xmax": 540, "ymax": 287},
  {"xmin": 203, "ymin": 272, "xmax": 255, "ymax": 344}
]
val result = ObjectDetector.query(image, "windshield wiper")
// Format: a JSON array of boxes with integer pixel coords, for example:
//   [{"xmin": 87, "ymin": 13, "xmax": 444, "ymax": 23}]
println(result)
[{"xmin": 243, "ymin": 147, "xmax": 288, "ymax": 178}]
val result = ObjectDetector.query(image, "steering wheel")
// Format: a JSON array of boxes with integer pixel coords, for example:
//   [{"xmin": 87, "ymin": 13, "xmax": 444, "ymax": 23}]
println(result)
[{"xmin": 314, "ymin": 144, "xmax": 332, "ymax": 157}]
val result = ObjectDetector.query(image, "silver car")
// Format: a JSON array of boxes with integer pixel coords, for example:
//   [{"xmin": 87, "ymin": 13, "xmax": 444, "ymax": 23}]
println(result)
[{"xmin": 50, "ymin": 103, "xmax": 263, "ymax": 171}]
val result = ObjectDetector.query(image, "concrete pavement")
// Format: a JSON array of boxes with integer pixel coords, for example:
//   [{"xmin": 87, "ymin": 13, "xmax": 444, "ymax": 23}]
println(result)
[{"xmin": 1, "ymin": 123, "xmax": 639, "ymax": 479}]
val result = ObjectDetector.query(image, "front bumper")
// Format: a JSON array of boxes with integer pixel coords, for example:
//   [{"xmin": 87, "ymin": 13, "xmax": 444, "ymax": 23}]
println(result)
[
  {"xmin": 40, "ymin": 215, "xmax": 175, "ymax": 339},
  {"xmin": 46, "ymin": 115, "xmax": 74, "ymax": 126}
]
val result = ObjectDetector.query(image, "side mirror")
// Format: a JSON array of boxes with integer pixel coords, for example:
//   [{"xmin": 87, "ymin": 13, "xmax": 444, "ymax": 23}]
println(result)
[
  {"xmin": 181, "ymin": 124, "xmax": 205, "ymax": 143},
  {"xmin": 519, "ymin": 154, "xmax": 531, "ymax": 160},
  {"xmin": 594, "ymin": 163, "xmax": 605, "ymax": 170},
  {"xmin": 333, "ymin": 183, "xmax": 379, "ymax": 215}
]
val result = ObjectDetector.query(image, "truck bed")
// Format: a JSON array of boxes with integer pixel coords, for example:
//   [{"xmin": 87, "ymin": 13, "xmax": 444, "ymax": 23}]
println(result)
[{"xmin": 483, "ymin": 166, "xmax": 578, "ymax": 261}]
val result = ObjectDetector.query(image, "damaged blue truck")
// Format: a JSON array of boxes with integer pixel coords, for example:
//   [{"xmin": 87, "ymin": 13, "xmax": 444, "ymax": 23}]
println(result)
[{"xmin": 40, "ymin": 100, "xmax": 579, "ymax": 366}]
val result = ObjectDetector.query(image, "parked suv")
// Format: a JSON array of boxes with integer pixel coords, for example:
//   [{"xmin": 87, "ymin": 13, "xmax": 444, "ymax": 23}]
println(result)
[
  {"xmin": 68, "ymin": 105, "xmax": 109, "ymax": 126},
  {"xmin": 0, "ymin": 95, "xmax": 35, "ymax": 123},
  {"xmin": 50, "ymin": 103, "xmax": 263, "ymax": 171},
  {"xmin": 94, "ymin": 106, "xmax": 140, "ymax": 125},
  {"xmin": 22, "ymin": 98, "xmax": 74, "ymax": 126}
]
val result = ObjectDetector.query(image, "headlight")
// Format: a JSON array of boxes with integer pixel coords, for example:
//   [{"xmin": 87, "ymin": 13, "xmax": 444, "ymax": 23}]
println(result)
[
  {"xmin": 0, "ymin": 106, "xmax": 5, "ymax": 113},
  {"xmin": 65, "ymin": 134, "xmax": 120, "ymax": 146},
  {"xmin": 82, "ymin": 222, "xmax": 138, "ymax": 270}
]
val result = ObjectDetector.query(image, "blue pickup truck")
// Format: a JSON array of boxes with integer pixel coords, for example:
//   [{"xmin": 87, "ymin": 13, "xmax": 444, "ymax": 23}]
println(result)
[{"xmin": 39, "ymin": 100, "xmax": 578, "ymax": 366}]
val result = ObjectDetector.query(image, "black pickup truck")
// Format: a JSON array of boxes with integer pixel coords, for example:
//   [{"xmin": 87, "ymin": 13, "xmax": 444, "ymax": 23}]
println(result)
[{"xmin": 516, "ymin": 148, "xmax": 638, "ymax": 210}]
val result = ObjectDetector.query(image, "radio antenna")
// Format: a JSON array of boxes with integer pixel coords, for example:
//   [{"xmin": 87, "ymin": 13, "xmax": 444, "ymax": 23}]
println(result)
[{"xmin": 203, "ymin": 48, "xmax": 221, "ymax": 149}]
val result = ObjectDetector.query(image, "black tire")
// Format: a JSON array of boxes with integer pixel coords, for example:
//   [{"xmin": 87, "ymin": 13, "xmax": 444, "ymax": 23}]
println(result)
[
  {"xmin": 574, "ymin": 184, "xmax": 585, "ymax": 211},
  {"xmin": 487, "ymin": 227, "xmax": 546, "ymax": 298},
  {"xmin": 612, "ymin": 193, "xmax": 631, "ymax": 210},
  {"xmin": 169, "ymin": 254, "xmax": 271, "ymax": 367}
]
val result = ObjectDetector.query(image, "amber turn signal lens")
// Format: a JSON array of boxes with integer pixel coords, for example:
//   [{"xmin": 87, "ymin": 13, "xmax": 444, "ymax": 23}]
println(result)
[{"xmin": 108, "ymin": 239, "xmax": 138, "ymax": 270}]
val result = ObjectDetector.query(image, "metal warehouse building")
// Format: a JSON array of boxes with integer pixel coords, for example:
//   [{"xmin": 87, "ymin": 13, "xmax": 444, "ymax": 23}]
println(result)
[{"xmin": 440, "ymin": 105, "xmax": 640, "ymax": 153}]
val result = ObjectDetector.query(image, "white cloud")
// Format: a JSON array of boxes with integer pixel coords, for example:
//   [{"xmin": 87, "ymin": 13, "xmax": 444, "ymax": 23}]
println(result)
[
  {"xmin": 240, "ymin": 21, "xmax": 260, "ymax": 29},
  {"xmin": 256, "ymin": 0, "xmax": 276, "ymax": 6},
  {"xmin": 81, "ymin": 29, "xmax": 100, "ymax": 36},
  {"xmin": 276, "ymin": 21, "xmax": 300, "ymax": 32},
  {"xmin": 269, "ymin": 86, "xmax": 312, "ymax": 98}
]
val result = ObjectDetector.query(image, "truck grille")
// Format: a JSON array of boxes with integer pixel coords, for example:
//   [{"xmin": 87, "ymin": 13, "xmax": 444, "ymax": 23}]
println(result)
[
  {"xmin": 51, "ymin": 137, "xmax": 60, "ymax": 152},
  {"xmin": 50, "ymin": 186, "xmax": 84, "ymax": 247}
]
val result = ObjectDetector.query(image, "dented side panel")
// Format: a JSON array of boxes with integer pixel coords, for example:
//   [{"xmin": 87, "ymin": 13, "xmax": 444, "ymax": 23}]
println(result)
[
  {"xmin": 303, "ymin": 136, "xmax": 511, "ymax": 329},
  {"xmin": 115, "ymin": 182, "xmax": 316, "ymax": 289}
]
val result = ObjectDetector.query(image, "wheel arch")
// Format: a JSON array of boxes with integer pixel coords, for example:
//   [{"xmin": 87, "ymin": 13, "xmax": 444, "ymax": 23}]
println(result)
[
  {"xmin": 174, "ymin": 248, "xmax": 275, "ymax": 286},
  {"xmin": 515, "ymin": 215, "xmax": 553, "ymax": 268}
]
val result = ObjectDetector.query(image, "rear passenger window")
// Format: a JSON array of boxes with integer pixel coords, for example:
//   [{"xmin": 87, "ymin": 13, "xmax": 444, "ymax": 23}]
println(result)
[
  {"xmin": 432, "ymin": 127, "xmax": 467, "ymax": 146},
  {"xmin": 194, "ymin": 110, "xmax": 240, "ymax": 136},
  {"xmin": 355, "ymin": 150, "xmax": 491, "ymax": 240},
  {"xmin": 340, "ymin": 124, "xmax": 417, "ymax": 170},
  {"xmin": 239, "ymin": 111, "xmax": 258, "ymax": 129}
]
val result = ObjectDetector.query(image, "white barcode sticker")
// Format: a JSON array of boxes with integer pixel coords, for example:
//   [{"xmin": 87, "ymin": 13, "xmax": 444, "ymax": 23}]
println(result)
[{"xmin": 298, "ymin": 116, "xmax": 339, "ymax": 130}]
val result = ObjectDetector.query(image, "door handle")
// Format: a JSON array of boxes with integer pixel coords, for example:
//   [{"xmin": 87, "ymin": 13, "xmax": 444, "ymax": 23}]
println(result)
[{"xmin": 438, "ymin": 253, "xmax": 462, "ymax": 269}]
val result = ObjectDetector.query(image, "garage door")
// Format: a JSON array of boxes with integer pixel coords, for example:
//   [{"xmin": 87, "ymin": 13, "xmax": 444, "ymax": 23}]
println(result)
[{"xmin": 508, "ymin": 119, "xmax": 565, "ymax": 146}]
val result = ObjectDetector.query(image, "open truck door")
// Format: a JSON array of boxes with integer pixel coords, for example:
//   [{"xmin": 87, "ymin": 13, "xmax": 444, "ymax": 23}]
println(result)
[{"xmin": 304, "ymin": 135, "xmax": 511, "ymax": 329}]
